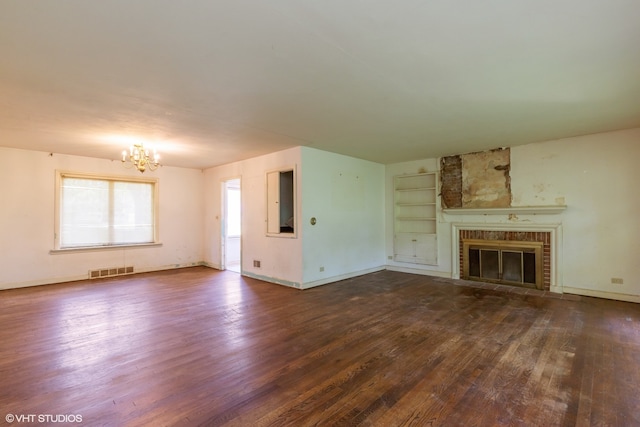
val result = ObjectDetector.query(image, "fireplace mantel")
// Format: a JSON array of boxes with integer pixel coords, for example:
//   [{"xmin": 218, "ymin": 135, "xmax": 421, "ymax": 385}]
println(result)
[{"xmin": 443, "ymin": 205, "xmax": 567, "ymax": 215}]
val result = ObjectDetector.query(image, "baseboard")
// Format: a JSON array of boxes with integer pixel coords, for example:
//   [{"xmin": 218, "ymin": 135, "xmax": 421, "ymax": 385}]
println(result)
[
  {"xmin": 550, "ymin": 285, "xmax": 564, "ymax": 295},
  {"xmin": 11, "ymin": 265, "xmax": 634, "ymax": 305},
  {"xmin": 301, "ymin": 266, "xmax": 386, "ymax": 289},
  {"xmin": 0, "ymin": 262, "xmax": 209, "ymax": 291},
  {"xmin": 0, "ymin": 274, "xmax": 90, "ymax": 291},
  {"xmin": 562, "ymin": 286, "xmax": 640, "ymax": 303},
  {"xmin": 241, "ymin": 266, "xmax": 388, "ymax": 290},
  {"xmin": 241, "ymin": 271, "xmax": 302, "ymax": 289},
  {"xmin": 385, "ymin": 265, "xmax": 452, "ymax": 279},
  {"xmin": 200, "ymin": 261, "xmax": 221, "ymax": 270}
]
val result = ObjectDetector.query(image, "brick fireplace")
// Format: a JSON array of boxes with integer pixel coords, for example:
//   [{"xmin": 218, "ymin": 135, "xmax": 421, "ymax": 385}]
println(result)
[
  {"xmin": 459, "ymin": 230, "xmax": 551, "ymax": 290},
  {"xmin": 451, "ymin": 222, "xmax": 562, "ymax": 293}
]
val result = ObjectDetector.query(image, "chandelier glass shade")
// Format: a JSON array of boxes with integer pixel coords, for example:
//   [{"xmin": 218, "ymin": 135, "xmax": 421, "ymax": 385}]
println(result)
[{"xmin": 122, "ymin": 143, "xmax": 160, "ymax": 173}]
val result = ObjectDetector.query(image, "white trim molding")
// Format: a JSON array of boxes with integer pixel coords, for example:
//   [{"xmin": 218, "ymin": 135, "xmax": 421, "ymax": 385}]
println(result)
[
  {"xmin": 563, "ymin": 287, "xmax": 640, "ymax": 304},
  {"xmin": 443, "ymin": 205, "xmax": 567, "ymax": 215},
  {"xmin": 451, "ymin": 222, "xmax": 564, "ymax": 294}
]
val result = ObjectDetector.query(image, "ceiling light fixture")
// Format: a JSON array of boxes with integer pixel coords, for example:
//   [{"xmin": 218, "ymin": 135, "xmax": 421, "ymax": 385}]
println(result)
[{"xmin": 121, "ymin": 143, "xmax": 160, "ymax": 173}]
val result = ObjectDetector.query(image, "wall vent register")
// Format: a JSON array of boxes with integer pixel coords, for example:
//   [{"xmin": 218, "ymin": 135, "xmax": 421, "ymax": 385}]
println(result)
[{"xmin": 89, "ymin": 266, "xmax": 134, "ymax": 279}]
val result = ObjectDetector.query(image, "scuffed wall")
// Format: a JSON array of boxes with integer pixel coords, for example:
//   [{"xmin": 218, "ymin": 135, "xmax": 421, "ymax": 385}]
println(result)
[
  {"xmin": 462, "ymin": 148, "xmax": 511, "ymax": 208},
  {"xmin": 441, "ymin": 148, "xmax": 511, "ymax": 208}
]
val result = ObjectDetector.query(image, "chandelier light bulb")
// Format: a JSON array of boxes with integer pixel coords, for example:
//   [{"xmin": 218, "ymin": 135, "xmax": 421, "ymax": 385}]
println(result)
[{"xmin": 121, "ymin": 143, "xmax": 161, "ymax": 173}]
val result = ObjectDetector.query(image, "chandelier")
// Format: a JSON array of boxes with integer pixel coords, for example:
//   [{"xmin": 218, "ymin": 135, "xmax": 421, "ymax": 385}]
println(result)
[{"xmin": 121, "ymin": 143, "xmax": 160, "ymax": 173}]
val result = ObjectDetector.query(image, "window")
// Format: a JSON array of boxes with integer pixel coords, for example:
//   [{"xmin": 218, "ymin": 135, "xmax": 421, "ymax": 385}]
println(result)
[
  {"xmin": 266, "ymin": 168, "xmax": 295, "ymax": 236},
  {"xmin": 55, "ymin": 172, "xmax": 158, "ymax": 249}
]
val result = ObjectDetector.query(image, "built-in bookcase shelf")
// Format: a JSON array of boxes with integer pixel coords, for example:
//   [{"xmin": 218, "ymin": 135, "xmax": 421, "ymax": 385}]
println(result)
[{"xmin": 393, "ymin": 173, "xmax": 438, "ymax": 265}]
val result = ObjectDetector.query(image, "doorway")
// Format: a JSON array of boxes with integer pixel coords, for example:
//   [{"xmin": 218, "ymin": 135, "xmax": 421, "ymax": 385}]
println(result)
[{"xmin": 223, "ymin": 178, "xmax": 241, "ymax": 273}]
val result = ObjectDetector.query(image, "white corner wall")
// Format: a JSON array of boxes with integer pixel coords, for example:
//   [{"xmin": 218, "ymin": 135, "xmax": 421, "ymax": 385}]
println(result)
[
  {"xmin": 203, "ymin": 147, "xmax": 304, "ymax": 287},
  {"xmin": 300, "ymin": 147, "xmax": 386, "ymax": 288},
  {"xmin": 203, "ymin": 146, "xmax": 385, "ymax": 289},
  {"xmin": 0, "ymin": 147, "xmax": 204, "ymax": 290}
]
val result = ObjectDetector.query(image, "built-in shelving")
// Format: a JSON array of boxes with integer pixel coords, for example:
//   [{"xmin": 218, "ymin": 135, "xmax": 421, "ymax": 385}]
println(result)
[{"xmin": 393, "ymin": 173, "xmax": 437, "ymax": 265}]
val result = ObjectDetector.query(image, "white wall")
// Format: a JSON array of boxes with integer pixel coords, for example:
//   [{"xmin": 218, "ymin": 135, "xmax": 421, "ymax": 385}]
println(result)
[
  {"xmin": 511, "ymin": 128, "xmax": 640, "ymax": 301},
  {"xmin": 385, "ymin": 128, "xmax": 640, "ymax": 302},
  {"xmin": 300, "ymin": 147, "xmax": 386, "ymax": 287},
  {"xmin": 203, "ymin": 147, "xmax": 304, "ymax": 287},
  {"xmin": 5, "ymin": 128, "xmax": 638, "ymax": 302},
  {"xmin": 0, "ymin": 147, "xmax": 204, "ymax": 290},
  {"xmin": 203, "ymin": 146, "xmax": 385, "ymax": 289}
]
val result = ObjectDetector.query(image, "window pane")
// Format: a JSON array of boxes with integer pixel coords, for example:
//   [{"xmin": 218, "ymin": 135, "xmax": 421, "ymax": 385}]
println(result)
[
  {"xmin": 59, "ymin": 176, "xmax": 155, "ymax": 248},
  {"xmin": 60, "ymin": 178, "xmax": 109, "ymax": 247},
  {"xmin": 502, "ymin": 251, "xmax": 523, "ymax": 283},
  {"xmin": 468, "ymin": 248, "xmax": 480, "ymax": 277},
  {"xmin": 480, "ymin": 250, "xmax": 500, "ymax": 279},
  {"xmin": 113, "ymin": 182, "xmax": 154, "ymax": 244},
  {"xmin": 523, "ymin": 252, "xmax": 536, "ymax": 284},
  {"xmin": 279, "ymin": 170, "xmax": 294, "ymax": 232}
]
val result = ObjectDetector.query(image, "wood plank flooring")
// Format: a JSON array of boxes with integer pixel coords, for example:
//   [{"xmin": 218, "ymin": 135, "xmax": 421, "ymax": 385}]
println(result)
[{"xmin": 0, "ymin": 267, "xmax": 639, "ymax": 426}]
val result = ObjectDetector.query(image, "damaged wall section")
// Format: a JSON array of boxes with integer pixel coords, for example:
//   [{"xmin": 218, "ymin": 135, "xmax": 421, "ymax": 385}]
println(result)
[
  {"xmin": 440, "ymin": 155, "xmax": 463, "ymax": 208},
  {"xmin": 441, "ymin": 148, "xmax": 511, "ymax": 208}
]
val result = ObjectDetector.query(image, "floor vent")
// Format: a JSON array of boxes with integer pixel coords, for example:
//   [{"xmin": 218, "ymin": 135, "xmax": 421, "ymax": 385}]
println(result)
[{"xmin": 89, "ymin": 266, "xmax": 134, "ymax": 279}]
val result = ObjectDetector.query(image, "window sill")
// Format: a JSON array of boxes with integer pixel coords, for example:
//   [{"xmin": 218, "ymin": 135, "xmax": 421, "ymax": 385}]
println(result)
[
  {"xmin": 50, "ymin": 242, "xmax": 163, "ymax": 254},
  {"xmin": 266, "ymin": 233, "xmax": 297, "ymax": 239}
]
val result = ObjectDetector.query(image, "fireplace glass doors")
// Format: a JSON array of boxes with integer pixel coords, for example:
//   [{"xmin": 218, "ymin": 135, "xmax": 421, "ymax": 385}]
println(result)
[{"xmin": 462, "ymin": 239, "xmax": 543, "ymax": 289}]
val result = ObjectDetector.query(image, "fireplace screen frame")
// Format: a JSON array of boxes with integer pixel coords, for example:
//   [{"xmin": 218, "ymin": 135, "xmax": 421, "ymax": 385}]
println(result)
[{"xmin": 462, "ymin": 239, "xmax": 544, "ymax": 289}]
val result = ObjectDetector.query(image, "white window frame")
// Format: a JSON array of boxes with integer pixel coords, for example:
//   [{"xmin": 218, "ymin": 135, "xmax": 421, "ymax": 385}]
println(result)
[{"xmin": 52, "ymin": 171, "xmax": 160, "ymax": 252}]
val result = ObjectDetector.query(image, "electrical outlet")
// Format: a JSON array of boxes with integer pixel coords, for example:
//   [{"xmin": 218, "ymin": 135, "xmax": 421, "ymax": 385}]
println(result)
[
  {"xmin": 611, "ymin": 277, "xmax": 624, "ymax": 285},
  {"xmin": 253, "ymin": 260, "xmax": 261, "ymax": 268},
  {"xmin": 387, "ymin": 256, "xmax": 393, "ymax": 260},
  {"xmin": 319, "ymin": 266, "xmax": 324, "ymax": 272}
]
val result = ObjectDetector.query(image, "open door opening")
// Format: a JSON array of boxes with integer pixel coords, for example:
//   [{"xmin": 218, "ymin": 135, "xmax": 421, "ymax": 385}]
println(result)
[{"xmin": 223, "ymin": 178, "xmax": 241, "ymax": 273}]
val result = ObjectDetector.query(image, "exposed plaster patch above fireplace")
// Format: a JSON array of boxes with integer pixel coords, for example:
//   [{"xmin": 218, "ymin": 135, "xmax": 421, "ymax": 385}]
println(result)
[{"xmin": 440, "ymin": 148, "xmax": 512, "ymax": 209}]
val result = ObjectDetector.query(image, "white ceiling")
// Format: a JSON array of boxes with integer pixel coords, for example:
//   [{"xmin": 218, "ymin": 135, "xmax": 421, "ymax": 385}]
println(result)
[{"xmin": 1, "ymin": 1, "xmax": 639, "ymax": 169}]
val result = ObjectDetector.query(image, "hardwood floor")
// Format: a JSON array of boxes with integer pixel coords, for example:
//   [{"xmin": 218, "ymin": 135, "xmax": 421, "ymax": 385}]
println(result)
[{"xmin": 0, "ymin": 267, "xmax": 638, "ymax": 426}]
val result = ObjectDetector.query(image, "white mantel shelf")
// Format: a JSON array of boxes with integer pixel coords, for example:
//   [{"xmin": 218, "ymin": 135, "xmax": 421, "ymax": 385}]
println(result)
[{"xmin": 443, "ymin": 205, "xmax": 567, "ymax": 215}]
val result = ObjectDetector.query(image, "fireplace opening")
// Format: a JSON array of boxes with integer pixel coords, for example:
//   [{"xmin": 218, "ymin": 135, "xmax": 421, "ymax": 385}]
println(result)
[{"xmin": 463, "ymin": 239, "xmax": 544, "ymax": 289}]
